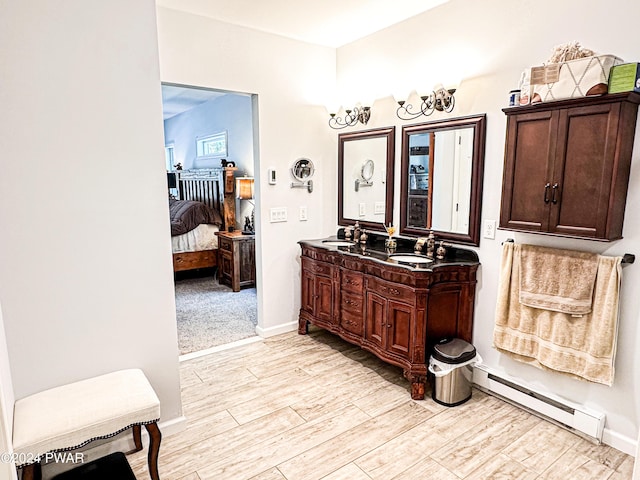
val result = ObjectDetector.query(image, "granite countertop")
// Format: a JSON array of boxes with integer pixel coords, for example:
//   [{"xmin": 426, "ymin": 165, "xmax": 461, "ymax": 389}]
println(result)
[{"xmin": 299, "ymin": 234, "xmax": 480, "ymax": 271}]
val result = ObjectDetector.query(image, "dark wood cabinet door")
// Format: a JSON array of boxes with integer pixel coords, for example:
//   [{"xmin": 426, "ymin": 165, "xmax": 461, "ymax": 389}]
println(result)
[
  {"xmin": 300, "ymin": 268, "xmax": 315, "ymax": 314},
  {"xmin": 386, "ymin": 300, "xmax": 413, "ymax": 360},
  {"xmin": 549, "ymin": 103, "xmax": 620, "ymax": 238},
  {"xmin": 316, "ymin": 274, "xmax": 334, "ymax": 324},
  {"xmin": 500, "ymin": 109, "xmax": 557, "ymax": 232},
  {"xmin": 364, "ymin": 291, "xmax": 386, "ymax": 349}
]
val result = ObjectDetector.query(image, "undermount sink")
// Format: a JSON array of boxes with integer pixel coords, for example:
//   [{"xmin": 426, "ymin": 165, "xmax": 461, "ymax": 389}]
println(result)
[
  {"xmin": 388, "ymin": 254, "xmax": 434, "ymax": 265},
  {"xmin": 322, "ymin": 240, "xmax": 356, "ymax": 247}
]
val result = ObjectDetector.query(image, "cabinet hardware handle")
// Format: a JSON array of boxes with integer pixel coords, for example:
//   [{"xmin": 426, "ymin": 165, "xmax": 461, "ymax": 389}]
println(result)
[
  {"xmin": 551, "ymin": 183, "xmax": 559, "ymax": 204},
  {"xmin": 544, "ymin": 183, "xmax": 550, "ymax": 203}
]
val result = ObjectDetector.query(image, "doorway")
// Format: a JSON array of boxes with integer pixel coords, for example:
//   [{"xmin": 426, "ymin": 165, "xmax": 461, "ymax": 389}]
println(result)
[{"xmin": 162, "ymin": 83, "xmax": 260, "ymax": 358}]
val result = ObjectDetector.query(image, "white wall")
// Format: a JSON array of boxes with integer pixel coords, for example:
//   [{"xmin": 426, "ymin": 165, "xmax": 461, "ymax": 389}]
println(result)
[
  {"xmin": 0, "ymin": 0, "xmax": 183, "ymax": 424},
  {"xmin": 157, "ymin": 8, "xmax": 337, "ymax": 336},
  {"xmin": 336, "ymin": 0, "xmax": 640, "ymax": 452}
]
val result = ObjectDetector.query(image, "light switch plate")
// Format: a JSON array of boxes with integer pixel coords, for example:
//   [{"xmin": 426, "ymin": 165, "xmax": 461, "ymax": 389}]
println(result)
[
  {"xmin": 299, "ymin": 206, "xmax": 307, "ymax": 221},
  {"xmin": 270, "ymin": 207, "xmax": 287, "ymax": 222},
  {"xmin": 359, "ymin": 203, "xmax": 366, "ymax": 216}
]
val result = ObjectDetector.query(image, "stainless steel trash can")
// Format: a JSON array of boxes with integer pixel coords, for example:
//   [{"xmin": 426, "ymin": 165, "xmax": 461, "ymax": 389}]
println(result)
[{"xmin": 429, "ymin": 338, "xmax": 479, "ymax": 406}]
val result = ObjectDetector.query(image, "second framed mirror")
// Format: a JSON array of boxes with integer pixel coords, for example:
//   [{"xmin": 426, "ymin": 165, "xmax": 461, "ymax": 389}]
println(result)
[{"xmin": 400, "ymin": 114, "xmax": 486, "ymax": 245}]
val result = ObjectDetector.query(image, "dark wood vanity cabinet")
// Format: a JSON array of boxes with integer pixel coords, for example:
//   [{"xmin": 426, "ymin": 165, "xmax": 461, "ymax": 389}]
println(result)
[
  {"xmin": 500, "ymin": 93, "xmax": 640, "ymax": 240},
  {"xmin": 298, "ymin": 242, "xmax": 478, "ymax": 400},
  {"xmin": 300, "ymin": 257, "xmax": 336, "ymax": 327}
]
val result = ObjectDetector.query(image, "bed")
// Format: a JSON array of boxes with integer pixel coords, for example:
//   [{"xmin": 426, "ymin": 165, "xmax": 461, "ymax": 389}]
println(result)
[{"xmin": 170, "ymin": 168, "xmax": 236, "ymax": 273}]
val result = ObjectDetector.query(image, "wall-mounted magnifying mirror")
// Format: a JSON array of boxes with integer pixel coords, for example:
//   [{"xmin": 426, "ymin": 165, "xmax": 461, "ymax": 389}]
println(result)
[
  {"xmin": 339, "ymin": 127, "xmax": 395, "ymax": 231},
  {"xmin": 291, "ymin": 157, "xmax": 314, "ymax": 193},
  {"xmin": 400, "ymin": 114, "xmax": 486, "ymax": 245},
  {"xmin": 355, "ymin": 159, "xmax": 375, "ymax": 191}
]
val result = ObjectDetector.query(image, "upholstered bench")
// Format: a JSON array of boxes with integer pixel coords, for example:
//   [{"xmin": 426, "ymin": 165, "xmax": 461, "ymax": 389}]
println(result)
[{"xmin": 12, "ymin": 369, "xmax": 161, "ymax": 480}]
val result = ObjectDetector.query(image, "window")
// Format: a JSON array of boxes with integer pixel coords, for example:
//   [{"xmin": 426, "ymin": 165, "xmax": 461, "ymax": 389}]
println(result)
[{"xmin": 196, "ymin": 131, "xmax": 227, "ymax": 159}]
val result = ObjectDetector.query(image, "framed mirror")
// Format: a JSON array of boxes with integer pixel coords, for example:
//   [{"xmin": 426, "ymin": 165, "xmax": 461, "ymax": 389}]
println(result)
[
  {"xmin": 339, "ymin": 127, "xmax": 395, "ymax": 231},
  {"xmin": 400, "ymin": 114, "xmax": 486, "ymax": 245}
]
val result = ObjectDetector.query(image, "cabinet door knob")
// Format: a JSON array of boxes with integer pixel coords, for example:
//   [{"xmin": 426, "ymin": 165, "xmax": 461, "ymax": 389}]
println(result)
[
  {"xmin": 544, "ymin": 183, "xmax": 551, "ymax": 204},
  {"xmin": 551, "ymin": 183, "xmax": 559, "ymax": 204}
]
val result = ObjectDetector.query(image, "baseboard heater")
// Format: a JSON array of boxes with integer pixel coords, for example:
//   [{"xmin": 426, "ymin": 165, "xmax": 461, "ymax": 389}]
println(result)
[{"xmin": 473, "ymin": 364, "xmax": 605, "ymax": 442}]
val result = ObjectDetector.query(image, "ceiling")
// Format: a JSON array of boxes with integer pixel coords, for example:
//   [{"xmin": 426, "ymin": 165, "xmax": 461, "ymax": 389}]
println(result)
[
  {"xmin": 162, "ymin": 85, "xmax": 228, "ymax": 120},
  {"xmin": 160, "ymin": 1, "xmax": 449, "ymax": 119},
  {"xmin": 156, "ymin": 0, "xmax": 449, "ymax": 48}
]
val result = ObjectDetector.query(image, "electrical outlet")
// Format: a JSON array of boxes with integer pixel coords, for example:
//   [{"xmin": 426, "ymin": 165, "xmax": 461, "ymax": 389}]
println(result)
[
  {"xmin": 359, "ymin": 203, "xmax": 366, "ymax": 216},
  {"xmin": 374, "ymin": 202, "xmax": 385, "ymax": 214},
  {"xmin": 483, "ymin": 219, "xmax": 496, "ymax": 239},
  {"xmin": 270, "ymin": 207, "xmax": 287, "ymax": 223},
  {"xmin": 299, "ymin": 206, "xmax": 308, "ymax": 221}
]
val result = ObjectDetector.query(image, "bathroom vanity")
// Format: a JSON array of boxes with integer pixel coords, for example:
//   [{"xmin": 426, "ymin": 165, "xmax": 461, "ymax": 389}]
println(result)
[{"xmin": 298, "ymin": 236, "xmax": 479, "ymax": 399}]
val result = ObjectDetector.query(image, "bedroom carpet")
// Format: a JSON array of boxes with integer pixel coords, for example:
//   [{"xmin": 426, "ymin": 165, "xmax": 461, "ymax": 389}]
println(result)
[{"xmin": 174, "ymin": 276, "xmax": 257, "ymax": 355}]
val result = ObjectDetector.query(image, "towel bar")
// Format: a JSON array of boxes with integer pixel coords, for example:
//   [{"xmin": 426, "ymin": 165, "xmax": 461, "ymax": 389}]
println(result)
[{"xmin": 501, "ymin": 239, "xmax": 634, "ymax": 264}]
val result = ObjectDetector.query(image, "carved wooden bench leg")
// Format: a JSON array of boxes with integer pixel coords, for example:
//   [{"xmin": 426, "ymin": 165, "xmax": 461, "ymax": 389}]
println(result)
[
  {"xmin": 145, "ymin": 422, "xmax": 162, "ymax": 480},
  {"xmin": 130, "ymin": 424, "xmax": 143, "ymax": 453},
  {"xmin": 21, "ymin": 462, "xmax": 41, "ymax": 480}
]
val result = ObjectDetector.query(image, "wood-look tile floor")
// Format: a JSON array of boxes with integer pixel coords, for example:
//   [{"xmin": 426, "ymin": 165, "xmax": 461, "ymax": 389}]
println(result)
[{"xmin": 129, "ymin": 328, "xmax": 634, "ymax": 480}]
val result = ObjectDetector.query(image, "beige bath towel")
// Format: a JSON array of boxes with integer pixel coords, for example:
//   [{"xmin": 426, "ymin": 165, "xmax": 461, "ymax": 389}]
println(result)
[
  {"xmin": 519, "ymin": 244, "xmax": 598, "ymax": 315},
  {"xmin": 493, "ymin": 242, "xmax": 622, "ymax": 386}
]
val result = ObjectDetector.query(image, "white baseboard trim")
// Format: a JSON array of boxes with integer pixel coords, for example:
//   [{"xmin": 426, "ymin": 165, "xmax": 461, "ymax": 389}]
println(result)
[
  {"xmin": 603, "ymin": 427, "xmax": 636, "ymax": 457},
  {"xmin": 255, "ymin": 321, "xmax": 298, "ymax": 338},
  {"xmin": 179, "ymin": 336, "xmax": 262, "ymax": 362}
]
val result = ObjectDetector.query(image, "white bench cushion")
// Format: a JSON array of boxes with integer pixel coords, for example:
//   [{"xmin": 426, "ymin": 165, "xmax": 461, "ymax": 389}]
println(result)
[{"xmin": 12, "ymin": 369, "xmax": 160, "ymax": 466}]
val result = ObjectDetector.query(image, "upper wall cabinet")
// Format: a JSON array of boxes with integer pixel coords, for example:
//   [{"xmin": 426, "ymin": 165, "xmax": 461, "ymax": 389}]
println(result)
[{"xmin": 499, "ymin": 92, "xmax": 640, "ymax": 241}]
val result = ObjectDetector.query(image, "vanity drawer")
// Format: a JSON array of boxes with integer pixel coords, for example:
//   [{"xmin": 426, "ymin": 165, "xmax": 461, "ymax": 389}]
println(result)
[
  {"xmin": 341, "ymin": 270, "xmax": 364, "ymax": 294},
  {"xmin": 302, "ymin": 257, "xmax": 332, "ymax": 277},
  {"xmin": 366, "ymin": 276, "xmax": 415, "ymax": 305},
  {"xmin": 341, "ymin": 291, "xmax": 364, "ymax": 314},
  {"xmin": 340, "ymin": 310, "xmax": 364, "ymax": 336}
]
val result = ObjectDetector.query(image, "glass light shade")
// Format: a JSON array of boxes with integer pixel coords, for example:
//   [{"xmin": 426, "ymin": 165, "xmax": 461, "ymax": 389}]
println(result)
[{"xmin": 236, "ymin": 177, "xmax": 255, "ymax": 200}]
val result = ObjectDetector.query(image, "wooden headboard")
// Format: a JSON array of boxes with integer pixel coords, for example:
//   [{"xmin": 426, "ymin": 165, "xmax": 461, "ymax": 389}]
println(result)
[{"xmin": 177, "ymin": 167, "xmax": 236, "ymax": 230}]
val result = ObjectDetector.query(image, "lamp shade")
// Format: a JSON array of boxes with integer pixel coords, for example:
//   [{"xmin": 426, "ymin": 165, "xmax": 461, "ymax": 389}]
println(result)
[{"xmin": 236, "ymin": 177, "xmax": 255, "ymax": 200}]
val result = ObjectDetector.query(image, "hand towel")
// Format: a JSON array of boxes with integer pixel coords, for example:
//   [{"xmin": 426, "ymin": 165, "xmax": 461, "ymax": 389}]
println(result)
[
  {"xmin": 493, "ymin": 242, "xmax": 622, "ymax": 386},
  {"xmin": 519, "ymin": 244, "xmax": 598, "ymax": 315}
]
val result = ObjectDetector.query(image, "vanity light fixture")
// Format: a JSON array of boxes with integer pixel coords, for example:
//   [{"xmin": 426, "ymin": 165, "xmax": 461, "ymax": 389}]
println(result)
[
  {"xmin": 396, "ymin": 84, "xmax": 456, "ymax": 121},
  {"xmin": 328, "ymin": 105, "xmax": 371, "ymax": 130}
]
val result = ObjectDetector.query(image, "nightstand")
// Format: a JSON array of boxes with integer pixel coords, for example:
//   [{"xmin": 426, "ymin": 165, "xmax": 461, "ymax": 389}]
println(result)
[{"xmin": 216, "ymin": 231, "xmax": 256, "ymax": 292}]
